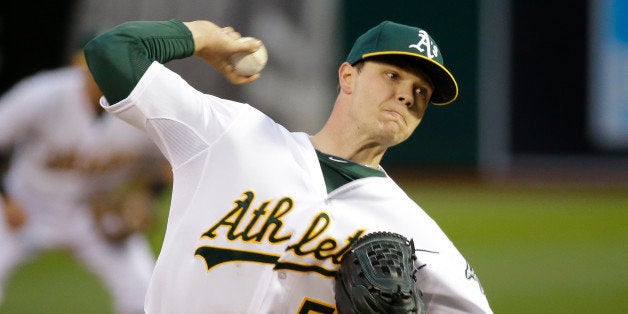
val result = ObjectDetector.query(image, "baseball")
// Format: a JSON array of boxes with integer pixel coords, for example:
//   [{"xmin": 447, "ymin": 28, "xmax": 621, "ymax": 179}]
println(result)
[{"xmin": 230, "ymin": 37, "xmax": 268, "ymax": 76}]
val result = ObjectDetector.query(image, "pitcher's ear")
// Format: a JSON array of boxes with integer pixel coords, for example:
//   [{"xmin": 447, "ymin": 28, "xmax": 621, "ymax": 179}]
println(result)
[{"xmin": 338, "ymin": 62, "xmax": 356, "ymax": 94}]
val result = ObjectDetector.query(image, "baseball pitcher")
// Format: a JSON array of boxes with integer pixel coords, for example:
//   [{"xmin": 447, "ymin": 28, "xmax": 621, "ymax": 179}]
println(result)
[{"xmin": 84, "ymin": 19, "xmax": 493, "ymax": 313}]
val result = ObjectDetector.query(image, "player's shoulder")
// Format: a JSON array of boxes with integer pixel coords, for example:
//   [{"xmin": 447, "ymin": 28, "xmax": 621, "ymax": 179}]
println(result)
[
  {"xmin": 0, "ymin": 67, "xmax": 83, "ymax": 109},
  {"xmin": 21, "ymin": 67, "xmax": 82, "ymax": 90}
]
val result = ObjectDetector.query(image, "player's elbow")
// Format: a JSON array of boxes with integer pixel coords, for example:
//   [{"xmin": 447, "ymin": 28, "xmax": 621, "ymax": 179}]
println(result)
[{"xmin": 83, "ymin": 35, "xmax": 108, "ymax": 73}]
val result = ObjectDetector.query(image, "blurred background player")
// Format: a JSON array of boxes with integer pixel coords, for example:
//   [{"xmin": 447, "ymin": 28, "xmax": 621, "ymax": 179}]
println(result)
[{"xmin": 0, "ymin": 48, "xmax": 169, "ymax": 314}]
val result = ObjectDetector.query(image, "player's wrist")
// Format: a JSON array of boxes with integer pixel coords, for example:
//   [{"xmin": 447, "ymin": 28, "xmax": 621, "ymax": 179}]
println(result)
[{"xmin": 183, "ymin": 20, "xmax": 221, "ymax": 55}]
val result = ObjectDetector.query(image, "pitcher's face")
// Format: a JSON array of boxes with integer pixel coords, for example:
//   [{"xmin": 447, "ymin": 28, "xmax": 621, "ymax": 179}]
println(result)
[{"xmin": 349, "ymin": 60, "xmax": 434, "ymax": 147}]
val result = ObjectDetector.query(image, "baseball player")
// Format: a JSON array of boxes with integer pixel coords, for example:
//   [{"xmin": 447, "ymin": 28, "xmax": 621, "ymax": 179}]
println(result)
[
  {"xmin": 84, "ymin": 19, "xmax": 493, "ymax": 313},
  {"xmin": 0, "ymin": 51, "xmax": 161, "ymax": 313}
]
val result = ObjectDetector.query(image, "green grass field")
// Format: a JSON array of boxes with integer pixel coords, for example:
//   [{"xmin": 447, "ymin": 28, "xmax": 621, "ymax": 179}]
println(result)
[{"xmin": 1, "ymin": 178, "xmax": 627, "ymax": 313}]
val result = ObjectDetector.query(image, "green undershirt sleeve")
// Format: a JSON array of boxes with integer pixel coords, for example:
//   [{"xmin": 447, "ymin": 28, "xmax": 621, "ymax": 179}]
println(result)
[{"xmin": 84, "ymin": 19, "xmax": 195, "ymax": 104}]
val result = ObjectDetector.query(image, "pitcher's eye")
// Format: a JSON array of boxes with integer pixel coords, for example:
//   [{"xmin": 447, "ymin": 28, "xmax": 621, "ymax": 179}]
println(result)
[
  {"xmin": 415, "ymin": 88, "xmax": 426, "ymax": 95},
  {"xmin": 386, "ymin": 72, "xmax": 398, "ymax": 80}
]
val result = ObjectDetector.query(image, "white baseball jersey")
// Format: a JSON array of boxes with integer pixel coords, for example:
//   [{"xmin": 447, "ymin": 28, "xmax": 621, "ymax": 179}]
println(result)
[
  {"xmin": 104, "ymin": 62, "xmax": 492, "ymax": 313},
  {"xmin": 0, "ymin": 67, "xmax": 156, "ymax": 313}
]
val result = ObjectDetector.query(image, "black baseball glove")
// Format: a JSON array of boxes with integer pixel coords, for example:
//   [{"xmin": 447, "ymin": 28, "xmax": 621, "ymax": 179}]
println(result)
[{"xmin": 334, "ymin": 231, "xmax": 425, "ymax": 314}]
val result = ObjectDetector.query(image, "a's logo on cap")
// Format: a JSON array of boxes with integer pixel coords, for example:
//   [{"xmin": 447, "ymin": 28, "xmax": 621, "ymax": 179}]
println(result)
[{"xmin": 409, "ymin": 30, "xmax": 439, "ymax": 59}]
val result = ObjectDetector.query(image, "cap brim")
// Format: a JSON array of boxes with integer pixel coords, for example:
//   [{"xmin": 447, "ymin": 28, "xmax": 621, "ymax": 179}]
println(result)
[
  {"xmin": 418, "ymin": 57, "xmax": 459, "ymax": 105},
  {"xmin": 362, "ymin": 51, "xmax": 459, "ymax": 105}
]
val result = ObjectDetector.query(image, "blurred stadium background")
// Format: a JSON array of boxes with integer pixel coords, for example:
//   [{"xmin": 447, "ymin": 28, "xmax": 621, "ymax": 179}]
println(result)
[{"xmin": 1, "ymin": 0, "xmax": 626, "ymax": 313}]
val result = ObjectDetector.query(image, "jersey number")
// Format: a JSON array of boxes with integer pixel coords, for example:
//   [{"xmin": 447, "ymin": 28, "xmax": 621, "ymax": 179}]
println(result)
[{"xmin": 298, "ymin": 299, "xmax": 335, "ymax": 314}]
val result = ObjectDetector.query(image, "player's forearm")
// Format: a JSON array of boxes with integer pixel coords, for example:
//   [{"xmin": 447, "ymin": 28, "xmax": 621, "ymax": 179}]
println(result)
[
  {"xmin": 84, "ymin": 19, "xmax": 195, "ymax": 104},
  {"xmin": 182, "ymin": 20, "xmax": 222, "ymax": 56}
]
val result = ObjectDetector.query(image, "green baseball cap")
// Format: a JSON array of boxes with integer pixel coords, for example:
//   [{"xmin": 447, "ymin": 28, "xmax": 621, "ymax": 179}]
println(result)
[{"xmin": 346, "ymin": 21, "xmax": 459, "ymax": 105}]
